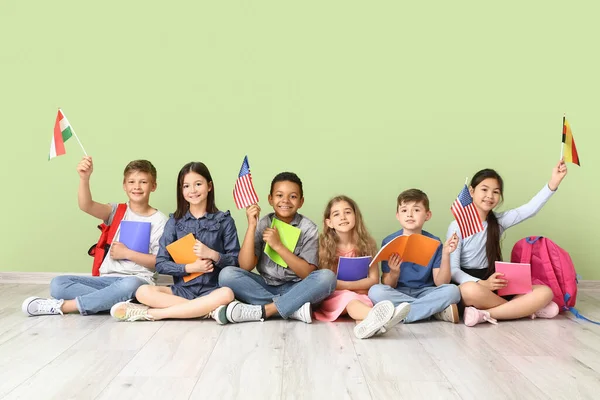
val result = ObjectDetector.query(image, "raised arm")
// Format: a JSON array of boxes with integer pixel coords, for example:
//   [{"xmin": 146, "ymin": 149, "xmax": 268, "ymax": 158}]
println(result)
[{"xmin": 77, "ymin": 156, "xmax": 112, "ymax": 221}]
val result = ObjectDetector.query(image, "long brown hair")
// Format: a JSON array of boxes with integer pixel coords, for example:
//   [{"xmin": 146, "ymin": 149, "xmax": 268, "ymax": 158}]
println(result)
[
  {"xmin": 174, "ymin": 162, "xmax": 218, "ymax": 219},
  {"xmin": 319, "ymin": 196, "xmax": 377, "ymax": 272},
  {"xmin": 470, "ymin": 169, "xmax": 504, "ymax": 278}
]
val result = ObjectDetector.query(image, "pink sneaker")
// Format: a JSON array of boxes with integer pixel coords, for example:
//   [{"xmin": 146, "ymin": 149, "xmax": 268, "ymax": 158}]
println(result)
[
  {"xmin": 534, "ymin": 301, "xmax": 560, "ymax": 319},
  {"xmin": 463, "ymin": 306, "xmax": 498, "ymax": 327}
]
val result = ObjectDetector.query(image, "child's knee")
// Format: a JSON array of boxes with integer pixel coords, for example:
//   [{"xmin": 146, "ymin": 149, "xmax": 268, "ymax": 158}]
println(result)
[
  {"xmin": 120, "ymin": 278, "xmax": 145, "ymax": 295},
  {"xmin": 217, "ymin": 287, "xmax": 235, "ymax": 304},
  {"xmin": 49, "ymin": 276, "xmax": 69, "ymax": 299},
  {"xmin": 451, "ymin": 286, "xmax": 461, "ymax": 303},
  {"xmin": 317, "ymin": 269, "xmax": 337, "ymax": 292},
  {"xmin": 537, "ymin": 285, "xmax": 554, "ymax": 303},
  {"xmin": 442, "ymin": 284, "xmax": 461, "ymax": 303},
  {"xmin": 134, "ymin": 284, "xmax": 153, "ymax": 300},
  {"xmin": 218, "ymin": 266, "xmax": 240, "ymax": 287},
  {"xmin": 459, "ymin": 281, "xmax": 483, "ymax": 302},
  {"xmin": 368, "ymin": 284, "xmax": 387, "ymax": 303}
]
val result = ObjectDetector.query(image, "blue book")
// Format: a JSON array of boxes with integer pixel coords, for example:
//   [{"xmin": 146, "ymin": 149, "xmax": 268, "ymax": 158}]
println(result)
[
  {"xmin": 337, "ymin": 256, "xmax": 371, "ymax": 281},
  {"xmin": 119, "ymin": 221, "xmax": 151, "ymax": 254}
]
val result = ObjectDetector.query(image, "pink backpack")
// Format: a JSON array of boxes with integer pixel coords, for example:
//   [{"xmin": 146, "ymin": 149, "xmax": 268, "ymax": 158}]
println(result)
[{"xmin": 511, "ymin": 236, "xmax": 577, "ymax": 310}]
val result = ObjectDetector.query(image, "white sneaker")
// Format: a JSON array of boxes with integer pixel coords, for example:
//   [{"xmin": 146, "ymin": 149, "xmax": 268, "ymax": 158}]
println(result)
[
  {"xmin": 382, "ymin": 302, "xmax": 411, "ymax": 331},
  {"xmin": 289, "ymin": 302, "xmax": 312, "ymax": 324},
  {"xmin": 226, "ymin": 301, "xmax": 263, "ymax": 323},
  {"xmin": 22, "ymin": 297, "xmax": 64, "ymax": 316},
  {"xmin": 354, "ymin": 300, "xmax": 394, "ymax": 339},
  {"xmin": 433, "ymin": 304, "xmax": 459, "ymax": 323},
  {"xmin": 110, "ymin": 301, "xmax": 153, "ymax": 322},
  {"xmin": 207, "ymin": 305, "xmax": 228, "ymax": 325}
]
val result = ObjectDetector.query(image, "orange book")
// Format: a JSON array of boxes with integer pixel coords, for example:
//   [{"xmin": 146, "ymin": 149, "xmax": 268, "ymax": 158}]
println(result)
[
  {"xmin": 165, "ymin": 233, "xmax": 203, "ymax": 282},
  {"xmin": 369, "ymin": 233, "xmax": 441, "ymax": 267}
]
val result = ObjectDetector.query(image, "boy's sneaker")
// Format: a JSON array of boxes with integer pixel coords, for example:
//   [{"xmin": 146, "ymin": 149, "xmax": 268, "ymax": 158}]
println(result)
[
  {"xmin": 206, "ymin": 304, "xmax": 228, "ymax": 325},
  {"xmin": 463, "ymin": 306, "xmax": 498, "ymax": 327},
  {"xmin": 289, "ymin": 302, "xmax": 312, "ymax": 324},
  {"xmin": 530, "ymin": 301, "xmax": 559, "ymax": 320},
  {"xmin": 110, "ymin": 301, "xmax": 153, "ymax": 322},
  {"xmin": 354, "ymin": 300, "xmax": 394, "ymax": 339},
  {"xmin": 226, "ymin": 301, "xmax": 263, "ymax": 323},
  {"xmin": 382, "ymin": 302, "xmax": 411, "ymax": 331},
  {"xmin": 22, "ymin": 297, "xmax": 64, "ymax": 316},
  {"xmin": 433, "ymin": 304, "xmax": 459, "ymax": 323}
]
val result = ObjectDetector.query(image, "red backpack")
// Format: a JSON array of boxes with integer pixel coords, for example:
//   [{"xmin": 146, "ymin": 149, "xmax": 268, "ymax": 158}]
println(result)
[
  {"xmin": 87, "ymin": 203, "xmax": 127, "ymax": 276},
  {"xmin": 511, "ymin": 236, "xmax": 577, "ymax": 310}
]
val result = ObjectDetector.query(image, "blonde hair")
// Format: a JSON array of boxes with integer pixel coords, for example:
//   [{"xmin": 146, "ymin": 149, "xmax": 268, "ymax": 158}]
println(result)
[{"xmin": 318, "ymin": 196, "xmax": 377, "ymax": 272}]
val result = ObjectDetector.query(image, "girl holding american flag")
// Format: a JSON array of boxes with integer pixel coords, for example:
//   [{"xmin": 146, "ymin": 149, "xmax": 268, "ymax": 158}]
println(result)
[{"xmin": 446, "ymin": 160, "xmax": 567, "ymax": 326}]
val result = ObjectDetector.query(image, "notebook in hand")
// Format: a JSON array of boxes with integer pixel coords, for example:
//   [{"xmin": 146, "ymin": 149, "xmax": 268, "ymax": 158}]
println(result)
[
  {"xmin": 119, "ymin": 221, "xmax": 151, "ymax": 254},
  {"xmin": 337, "ymin": 256, "xmax": 371, "ymax": 281},
  {"xmin": 264, "ymin": 218, "xmax": 301, "ymax": 268},
  {"xmin": 166, "ymin": 233, "xmax": 203, "ymax": 282},
  {"xmin": 495, "ymin": 262, "xmax": 532, "ymax": 296},
  {"xmin": 369, "ymin": 234, "xmax": 440, "ymax": 267}
]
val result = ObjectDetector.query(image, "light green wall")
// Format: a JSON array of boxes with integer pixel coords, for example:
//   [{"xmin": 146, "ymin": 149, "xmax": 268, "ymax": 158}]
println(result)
[{"xmin": 1, "ymin": 2, "xmax": 598, "ymax": 278}]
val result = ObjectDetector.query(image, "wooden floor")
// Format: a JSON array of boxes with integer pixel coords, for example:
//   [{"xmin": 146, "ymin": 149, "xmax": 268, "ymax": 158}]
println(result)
[{"xmin": 1, "ymin": 284, "xmax": 600, "ymax": 400}]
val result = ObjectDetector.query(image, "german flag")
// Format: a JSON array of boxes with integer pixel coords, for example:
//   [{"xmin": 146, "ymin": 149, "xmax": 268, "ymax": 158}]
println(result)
[{"xmin": 562, "ymin": 117, "xmax": 581, "ymax": 166}]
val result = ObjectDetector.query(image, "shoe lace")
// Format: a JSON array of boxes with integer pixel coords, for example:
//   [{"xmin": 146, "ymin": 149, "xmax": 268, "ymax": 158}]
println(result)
[
  {"xmin": 125, "ymin": 306, "xmax": 152, "ymax": 321},
  {"xmin": 38, "ymin": 300, "xmax": 64, "ymax": 315},
  {"xmin": 240, "ymin": 305, "xmax": 262, "ymax": 321}
]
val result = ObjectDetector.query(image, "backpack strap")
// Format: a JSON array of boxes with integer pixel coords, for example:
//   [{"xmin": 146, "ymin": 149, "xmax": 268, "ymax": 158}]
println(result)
[
  {"xmin": 565, "ymin": 293, "xmax": 600, "ymax": 325},
  {"xmin": 518, "ymin": 236, "xmax": 540, "ymax": 263},
  {"xmin": 107, "ymin": 203, "xmax": 128, "ymax": 244}
]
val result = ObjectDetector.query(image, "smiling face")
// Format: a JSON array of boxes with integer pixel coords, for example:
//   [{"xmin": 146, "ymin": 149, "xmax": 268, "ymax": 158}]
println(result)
[
  {"xmin": 268, "ymin": 180, "xmax": 304, "ymax": 223},
  {"xmin": 396, "ymin": 200, "xmax": 431, "ymax": 233},
  {"xmin": 325, "ymin": 200, "xmax": 356, "ymax": 234},
  {"xmin": 122, "ymin": 171, "xmax": 156, "ymax": 205},
  {"xmin": 181, "ymin": 171, "xmax": 212, "ymax": 208},
  {"xmin": 470, "ymin": 177, "xmax": 502, "ymax": 214}
]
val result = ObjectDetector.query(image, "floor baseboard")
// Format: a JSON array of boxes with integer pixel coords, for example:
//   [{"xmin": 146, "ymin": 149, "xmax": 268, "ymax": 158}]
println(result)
[
  {"xmin": 0, "ymin": 271, "xmax": 173, "ymax": 286},
  {"xmin": 1, "ymin": 271, "xmax": 598, "ymax": 291}
]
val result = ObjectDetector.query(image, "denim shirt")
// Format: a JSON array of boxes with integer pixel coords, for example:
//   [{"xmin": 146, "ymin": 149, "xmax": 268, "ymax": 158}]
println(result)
[{"xmin": 156, "ymin": 210, "xmax": 240, "ymax": 290}]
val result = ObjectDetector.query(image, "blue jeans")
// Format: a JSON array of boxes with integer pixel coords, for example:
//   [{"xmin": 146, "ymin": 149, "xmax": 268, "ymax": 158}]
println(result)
[
  {"xmin": 368, "ymin": 284, "xmax": 461, "ymax": 323},
  {"xmin": 218, "ymin": 267, "xmax": 336, "ymax": 318},
  {"xmin": 50, "ymin": 275, "xmax": 146, "ymax": 315}
]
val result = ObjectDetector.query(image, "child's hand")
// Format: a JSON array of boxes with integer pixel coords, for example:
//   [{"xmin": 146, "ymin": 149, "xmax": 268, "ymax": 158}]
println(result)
[
  {"xmin": 480, "ymin": 272, "xmax": 508, "ymax": 291},
  {"xmin": 186, "ymin": 258, "xmax": 214, "ymax": 274},
  {"xmin": 110, "ymin": 241, "xmax": 130, "ymax": 260},
  {"xmin": 388, "ymin": 253, "xmax": 402, "ymax": 272},
  {"xmin": 548, "ymin": 159, "xmax": 568, "ymax": 191},
  {"xmin": 263, "ymin": 227, "xmax": 282, "ymax": 250},
  {"xmin": 444, "ymin": 233, "xmax": 459, "ymax": 255},
  {"xmin": 193, "ymin": 240, "xmax": 217, "ymax": 261},
  {"xmin": 246, "ymin": 204, "xmax": 261, "ymax": 226},
  {"xmin": 77, "ymin": 156, "xmax": 93, "ymax": 179}
]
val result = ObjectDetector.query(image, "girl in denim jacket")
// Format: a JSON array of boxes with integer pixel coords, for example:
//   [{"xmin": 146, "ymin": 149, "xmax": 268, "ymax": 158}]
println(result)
[{"xmin": 111, "ymin": 162, "xmax": 239, "ymax": 323}]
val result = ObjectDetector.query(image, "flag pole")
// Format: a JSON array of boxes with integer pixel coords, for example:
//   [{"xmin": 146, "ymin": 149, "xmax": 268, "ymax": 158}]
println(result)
[
  {"xmin": 70, "ymin": 127, "xmax": 88, "ymax": 156},
  {"xmin": 560, "ymin": 113, "xmax": 565, "ymax": 160},
  {"xmin": 58, "ymin": 108, "xmax": 88, "ymax": 156},
  {"xmin": 464, "ymin": 177, "xmax": 469, "ymax": 186}
]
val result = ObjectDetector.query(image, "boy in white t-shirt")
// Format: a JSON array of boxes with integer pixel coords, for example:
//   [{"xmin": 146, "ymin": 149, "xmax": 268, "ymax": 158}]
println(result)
[{"xmin": 22, "ymin": 156, "xmax": 168, "ymax": 316}]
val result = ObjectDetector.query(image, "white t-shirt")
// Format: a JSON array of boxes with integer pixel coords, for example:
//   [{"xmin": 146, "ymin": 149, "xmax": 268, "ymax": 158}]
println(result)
[{"xmin": 99, "ymin": 203, "xmax": 168, "ymax": 284}]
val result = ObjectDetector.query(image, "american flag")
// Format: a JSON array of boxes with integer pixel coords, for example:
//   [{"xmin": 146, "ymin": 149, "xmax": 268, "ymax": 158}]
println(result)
[
  {"xmin": 233, "ymin": 156, "xmax": 259, "ymax": 209},
  {"xmin": 451, "ymin": 185, "xmax": 484, "ymax": 238}
]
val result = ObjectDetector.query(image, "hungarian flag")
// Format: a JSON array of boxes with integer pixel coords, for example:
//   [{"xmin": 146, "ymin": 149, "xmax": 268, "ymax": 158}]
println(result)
[
  {"xmin": 562, "ymin": 117, "xmax": 581, "ymax": 166},
  {"xmin": 49, "ymin": 109, "xmax": 73, "ymax": 159}
]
